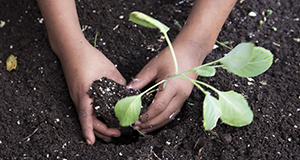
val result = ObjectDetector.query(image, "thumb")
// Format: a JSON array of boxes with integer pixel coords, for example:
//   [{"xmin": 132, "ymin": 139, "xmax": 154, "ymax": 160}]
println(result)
[{"xmin": 127, "ymin": 68, "xmax": 157, "ymax": 90}]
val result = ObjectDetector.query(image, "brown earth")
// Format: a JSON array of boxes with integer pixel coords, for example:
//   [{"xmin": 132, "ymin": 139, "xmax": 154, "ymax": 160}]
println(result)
[{"xmin": 0, "ymin": 0, "xmax": 299, "ymax": 159}]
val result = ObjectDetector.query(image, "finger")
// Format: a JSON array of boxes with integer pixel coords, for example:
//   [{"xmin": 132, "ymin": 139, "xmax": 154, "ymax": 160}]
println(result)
[
  {"xmin": 138, "ymin": 96, "xmax": 184, "ymax": 130},
  {"xmin": 110, "ymin": 72, "xmax": 127, "ymax": 86},
  {"xmin": 94, "ymin": 131, "xmax": 112, "ymax": 142},
  {"xmin": 127, "ymin": 66, "xmax": 157, "ymax": 90},
  {"xmin": 93, "ymin": 118, "xmax": 121, "ymax": 142},
  {"xmin": 103, "ymin": 67, "xmax": 127, "ymax": 86},
  {"xmin": 76, "ymin": 96, "xmax": 96, "ymax": 145},
  {"xmin": 93, "ymin": 117, "xmax": 121, "ymax": 138},
  {"xmin": 138, "ymin": 84, "xmax": 176, "ymax": 123},
  {"xmin": 139, "ymin": 107, "xmax": 182, "ymax": 133}
]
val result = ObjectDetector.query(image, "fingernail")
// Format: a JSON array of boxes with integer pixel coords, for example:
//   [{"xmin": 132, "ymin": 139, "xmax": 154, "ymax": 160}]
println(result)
[
  {"xmin": 113, "ymin": 134, "xmax": 120, "ymax": 137},
  {"xmin": 86, "ymin": 139, "xmax": 92, "ymax": 145},
  {"xmin": 132, "ymin": 78, "xmax": 140, "ymax": 82},
  {"xmin": 134, "ymin": 126, "xmax": 140, "ymax": 130},
  {"xmin": 126, "ymin": 85, "xmax": 133, "ymax": 89},
  {"xmin": 135, "ymin": 120, "xmax": 141, "ymax": 125},
  {"xmin": 103, "ymin": 139, "xmax": 110, "ymax": 142}
]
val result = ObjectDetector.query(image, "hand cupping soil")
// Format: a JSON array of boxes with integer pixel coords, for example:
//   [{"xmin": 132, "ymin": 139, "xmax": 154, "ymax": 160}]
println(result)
[{"xmin": 87, "ymin": 77, "xmax": 153, "ymax": 135}]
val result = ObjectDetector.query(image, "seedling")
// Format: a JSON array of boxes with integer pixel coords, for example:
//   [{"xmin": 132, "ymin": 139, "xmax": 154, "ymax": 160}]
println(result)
[
  {"xmin": 114, "ymin": 11, "xmax": 273, "ymax": 130},
  {"xmin": 94, "ymin": 32, "xmax": 99, "ymax": 47},
  {"xmin": 259, "ymin": 9, "xmax": 273, "ymax": 25},
  {"xmin": 173, "ymin": 20, "xmax": 182, "ymax": 31}
]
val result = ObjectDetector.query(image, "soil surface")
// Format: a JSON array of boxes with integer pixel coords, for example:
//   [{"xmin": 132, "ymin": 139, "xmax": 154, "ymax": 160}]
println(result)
[{"xmin": 0, "ymin": 0, "xmax": 299, "ymax": 159}]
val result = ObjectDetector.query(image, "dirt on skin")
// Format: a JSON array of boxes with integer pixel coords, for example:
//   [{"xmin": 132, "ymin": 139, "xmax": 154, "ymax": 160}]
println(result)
[{"xmin": 0, "ymin": 0, "xmax": 299, "ymax": 159}]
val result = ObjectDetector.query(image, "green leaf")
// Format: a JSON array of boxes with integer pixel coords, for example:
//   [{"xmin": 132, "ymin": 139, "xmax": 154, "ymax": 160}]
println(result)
[
  {"xmin": 218, "ymin": 91, "xmax": 253, "ymax": 127},
  {"xmin": 266, "ymin": 9, "xmax": 273, "ymax": 16},
  {"xmin": 196, "ymin": 66, "xmax": 216, "ymax": 77},
  {"xmin": 130, "ymin": 11, "xmax": 170, "ymax": 33},
  {"xmin": 220, "ymin": 42, "xmax": 254, "ymax": 73},
  {"xmin": 259, "ymin": 20, "xmax": 264, "ymax": 25},
  {"xmin": 203, "ymin": 93, "xmax": 222, "ymax": 130},
  {"xmin": 114, "ymin": 95, "xmax": 142, "ymax": 126},
  {"xmin": 231, "ymin": 46, "xmax": 273, "ymax": 77}
]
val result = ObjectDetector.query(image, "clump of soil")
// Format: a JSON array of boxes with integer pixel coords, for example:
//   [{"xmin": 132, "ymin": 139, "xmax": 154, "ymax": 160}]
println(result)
[{"xmin": 87, "ymin": 77, "xmax": 153, "ymax": 134}]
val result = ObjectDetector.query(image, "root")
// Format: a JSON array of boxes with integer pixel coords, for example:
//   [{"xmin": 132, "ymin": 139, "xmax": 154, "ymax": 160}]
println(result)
[{"xmin": 22, "ymin": 126, "xmax": 39, "ymax": 141}]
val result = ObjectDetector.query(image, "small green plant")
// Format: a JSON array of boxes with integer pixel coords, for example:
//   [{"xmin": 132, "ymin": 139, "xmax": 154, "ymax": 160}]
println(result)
[
  {"xmin": 114, "ymin": 11, "xmax": 273, "ymax": 130},
  {"xmin": 94, "ymin": 32, "xmax": 99, "ymax": 47},
  {"xmin": 259, "ymin": 9, "xmax": 273, "ymax": 25}
]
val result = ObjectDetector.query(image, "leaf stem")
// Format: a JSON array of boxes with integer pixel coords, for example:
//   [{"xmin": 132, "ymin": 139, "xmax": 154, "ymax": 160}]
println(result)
[
  {"xmin": 213, "ymin": 65, "xmax": 225, "ymax": 68},
  {"xmin": 140, "ymin": 80, "xmax": 166, "ymax": 96},
  {"xmin": 163, "ymin": 32, "xmax": 178, "ymax": 74},
  {"xmin": 181, "ymin": 75, "xmax": 207, "ymax": 95},
  {"xmin": 132, "ymin": 126, "xmax": 145, "ymax": 136},
  {"xmin": 216, "ymin": 40, "xmax": 233, "ymax": 50},
  {"xmin": 194, "ymin": 80, "xmax": 220, "ymax": 94},
  {"xmin": 167, "ymin": 59, "xmax": 221, "ymax": 79}
]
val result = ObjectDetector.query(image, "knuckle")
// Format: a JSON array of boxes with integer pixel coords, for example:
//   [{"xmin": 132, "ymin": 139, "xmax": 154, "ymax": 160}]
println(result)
[
  {"xmin": 178, "ymin": 89, "xmax": 191, "ymax": 99},
  {"xmin": 164, "ymin": 112, "xmax": 177, "ymax": 121},
  {"xmin": 163, "ymin": 113, "xmax": 172, "ymax": 121},
  {"xmin": 153, "ymin": 102, "xmax": 166, "ymax": 112},
  {"xmin": 77, "ymin": 110, "xmax": 91, "ymax": 119},
  {"xmin": 144, "ymin": 66, "xmax": 157, "ymax": 78}
]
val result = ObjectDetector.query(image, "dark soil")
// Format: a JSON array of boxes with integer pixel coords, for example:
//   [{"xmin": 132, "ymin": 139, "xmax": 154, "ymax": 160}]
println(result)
[
  {"xmin": 0, "ymin": 0, "xmax": 299, "ymax": 159},
  {"xmin": 87, "ymin": 77, "xmax": 153, "ymax": 135}
]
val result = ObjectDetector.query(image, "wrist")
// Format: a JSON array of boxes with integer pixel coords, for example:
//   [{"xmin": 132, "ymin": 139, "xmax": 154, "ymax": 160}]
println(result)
[
  {"xmin": 174, "ymin": 24, "xmax": 215, "ymax": 57},
  {"xmin": 49, "ymin": 33, "xmax": 88, "ymax": 59},
  {"xmin": 172, "ymin": 36, "xmax": 211, "ymax": 66}
]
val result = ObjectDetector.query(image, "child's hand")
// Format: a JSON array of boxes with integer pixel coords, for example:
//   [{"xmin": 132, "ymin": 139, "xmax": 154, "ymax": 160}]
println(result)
[
  {"xmin": 59, "ymin": 40, "xmax": 126, "ymax": 144},
  {"xmin": 37, "ymin": 0, "xmax": 127, "ymax": 145},
  {"xmin": 127, "ymin": 0, "xmax": 237, "ymax": 133},
  {"xmin": 128, "ymin": 40, "xmax": 207, "ymax": 133}
]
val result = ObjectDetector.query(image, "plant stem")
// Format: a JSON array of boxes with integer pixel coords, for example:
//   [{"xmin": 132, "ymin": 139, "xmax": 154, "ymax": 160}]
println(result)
[
  {"xmin": 167, "ymin": 59, "xmax": 220, "ymax": 79},
  {"xmin": 213, "ymin": 64, "xmax": 225, "ymax": 68},
  {"xmin": 216, "ymin": 40, "xmax": 233, "ymax": 50},
  {"xmin": 181, "ymin": 75, "xmax": 207, "ymax": 95},
  {"xmin": 163, "ymin": 32, "xmax": 178, "ymax": 74},
  {"xmin": 140, "ymin": 80, "xmax": 166, "ymax": 96},
  {"xmin": 94, "ymin": 32, "xmax": 99, "ymax": 47},
  {"xmin": 132, "ymin": 126, "xmax": 145, "ymax": 136},
  {"xmin": 145, "ymin": 88, "xmax": 161, "ymax": 96},
  {"xmin": 194, "ymin": 80, "xmax": 220, "ymax": 94}
]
